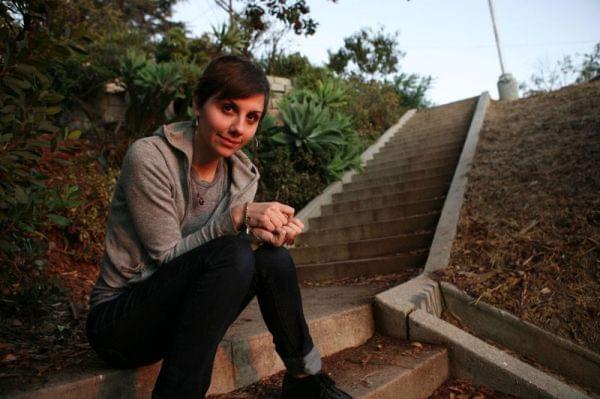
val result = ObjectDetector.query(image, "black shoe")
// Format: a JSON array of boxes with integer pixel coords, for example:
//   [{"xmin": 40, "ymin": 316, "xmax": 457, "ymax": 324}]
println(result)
[{"xmin": 281, "ymin": 372, "xmax": 353, "ymax": 399}]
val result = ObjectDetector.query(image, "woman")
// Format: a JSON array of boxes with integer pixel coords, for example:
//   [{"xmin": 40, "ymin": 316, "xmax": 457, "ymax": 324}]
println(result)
[{"xmin": 86, "ymin": 55, "xmax": 352, "ymax": 399}]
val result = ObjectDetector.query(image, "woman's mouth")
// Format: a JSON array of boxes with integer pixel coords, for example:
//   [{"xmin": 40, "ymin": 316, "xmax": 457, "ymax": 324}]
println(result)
[{"xmin": 217, "ymin": 134, "xmax": 241, "ymax": 148}]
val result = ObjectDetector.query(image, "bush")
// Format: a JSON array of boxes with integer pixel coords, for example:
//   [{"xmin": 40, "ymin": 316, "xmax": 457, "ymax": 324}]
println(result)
[
  {"xmin": 339, "ymin": 75, "xmax": 405, "ymax": 143},
  {"xmin": 0, "ymin": 20, "xmax": 87, "ymax": 314}
]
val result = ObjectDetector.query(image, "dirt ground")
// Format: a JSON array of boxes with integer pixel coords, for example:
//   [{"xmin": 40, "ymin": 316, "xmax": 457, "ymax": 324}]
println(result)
[{"xmin": 433, "ymin": 81, "xmax": 600, "ymax": 354}]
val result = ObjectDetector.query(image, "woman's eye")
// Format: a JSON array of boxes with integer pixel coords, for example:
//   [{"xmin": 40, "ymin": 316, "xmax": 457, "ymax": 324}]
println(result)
[{"xmin": 222, "ymin": 104, "xmax": 234, "ymax": 113}]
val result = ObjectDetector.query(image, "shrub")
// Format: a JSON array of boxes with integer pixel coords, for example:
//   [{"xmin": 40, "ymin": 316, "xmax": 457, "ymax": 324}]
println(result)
[
  {"xmin": 339, "ymin": 75, "xmax": 405, "ymax": 143},
  {"xmin": 0, "ymin": 27, "xmax": 85, "ymax": 313}
]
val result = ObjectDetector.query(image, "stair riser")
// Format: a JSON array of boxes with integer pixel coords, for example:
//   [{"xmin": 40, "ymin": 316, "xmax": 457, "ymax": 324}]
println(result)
[
  {"xmin": 299, "ymin": 213, "xmax": 441, "ymax": 245},
  {"xmin": 380, "ymin": 136, "xmax": 465, "ymax": 154},
  {"xmin": 366, "ymin": 149, "xmax": 460, "ymax": 169},
  {"xmin": 296, "ymin": 253, "xmax": 427, "ymax": 281},
  {"xmin": 333, "ymin": 174, "xmax": 452, "ymax": 202},
  {"xmin": 292, "ymin": 233, "xmax": 433, "ymax": 264},
  {"xmin": 388, "ymin": 123, "xmax": 468, "ymax": 140},
  {"xmin": 310, "ymin": 198, "xmax": 445, "ymax": 230},
  {"xmin": 209, "ymin": 305, "xmax": 375, "ymax": 394},
  {"xmin": 373, "ymin": 138, "xmax": 464, "ymax": 158},
  {"xmin": 355, "ymin": 349, "xmax": 449, "ymax": 399},
  {"xmin": 347, "ymin": 166, "xmax": 452, "ymax": 190},
  {"xmin": 398, "ymin": 114, "xmax": 472, "ymax": 130},
  {"xmin": 368, "ymin": 144, "xmax": 463, "ymax": 166},
  {"xmin": 358, "ymin": 156, "xmax": 458, "ymax": 181},
  {"xmin": 322, "ymin": 186, "xmax": 447, "ymax": 216}
]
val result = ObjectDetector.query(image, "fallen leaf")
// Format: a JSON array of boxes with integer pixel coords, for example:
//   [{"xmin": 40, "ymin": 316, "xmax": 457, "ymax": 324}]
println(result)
[{"xmin": 1, "ymin": 353, "xmax": 17, "ymax": 363}]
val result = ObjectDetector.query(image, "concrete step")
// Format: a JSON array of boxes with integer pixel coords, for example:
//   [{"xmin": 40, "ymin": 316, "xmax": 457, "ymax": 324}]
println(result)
[
  {"xmin": 357, "ymin": 156, "xmax": 458, "ymax": 182},
  {"xmin": 291, "ymin": 231, "xmax": 434, "ymax": 264},
  {"xmin": 388, "ymin": 123, "xmax": 468, "ymax": 142},
  {"xmin": 365, "ymin": 149, "xmax": 461, "ymax": 169},
  {"xmin": 296, "ymin": 251, "xmax": 428, "ymax": 281},
  {"xmin": 308, "ymin": 197, "xmax": 445, "ymax": 230},
  {"xmin": 15, "ymin": 286, "xmax": 380, "ymax": 398},
  {"xmin": 320, "ymin": 335, "xmax": 448, "ymax": 399},
  {"xmin": 332, "ymin": 174, "xmax": 453, "ymax": 202},
  {"xmin": 396, "ymin": 114, "xmax": 471, "ymax": 131},
  {"xmin": 213, "ymin": 334, "xmax": 449, "ymax": 399},
  {"xmin": 386, "ymin": 130, "xmax": 467, "ymax": 147},
  {"xmin": 370, "ymin": 142, "xmax": 464, "ymax": 163},
  {"xmin": 374, "ymin": 138, "xmax": 464, "ymax": 157},
  {"xmin": 344, "ymin": 166, "xmax": 452, "ymax": 191},
  {"xmin": 322, "ymin": 186, "xmax": 447, "ymax": 215},
  {"xmin": 380, "ymin": 136, "xmax": 465, "ymax": 154},
  {"xmin": 298, "ymin": 212, "xmax": 441, "ymax": 246}
]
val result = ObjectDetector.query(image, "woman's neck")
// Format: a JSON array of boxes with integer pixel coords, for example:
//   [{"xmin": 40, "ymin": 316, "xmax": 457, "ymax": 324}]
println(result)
[{"xmin": 192, "ymin": 132, "xmax": 221, "ymax": 182}]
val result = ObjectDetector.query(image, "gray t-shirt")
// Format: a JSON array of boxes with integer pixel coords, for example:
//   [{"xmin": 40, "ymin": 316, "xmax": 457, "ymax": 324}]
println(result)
[{"xmin": 182, "ymin": 158, "xmax": 229, "ymax": 237}]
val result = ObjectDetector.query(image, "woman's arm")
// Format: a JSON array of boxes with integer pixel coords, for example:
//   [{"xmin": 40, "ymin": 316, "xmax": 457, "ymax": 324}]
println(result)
[{"xmin": 119, "ymin": 140, "xmax": 239, "ymax": 265}]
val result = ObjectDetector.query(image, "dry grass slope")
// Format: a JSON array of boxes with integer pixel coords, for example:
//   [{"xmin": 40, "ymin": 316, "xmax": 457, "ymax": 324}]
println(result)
[{"xmin": 435, "ymin": 81, "xmax": 600, "ymax": 353}]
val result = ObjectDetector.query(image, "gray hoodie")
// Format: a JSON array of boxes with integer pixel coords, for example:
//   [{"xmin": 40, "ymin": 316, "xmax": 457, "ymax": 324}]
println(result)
[{"xmin": 89, "ymin": 120, "xmax": 260, "ymax": 308}]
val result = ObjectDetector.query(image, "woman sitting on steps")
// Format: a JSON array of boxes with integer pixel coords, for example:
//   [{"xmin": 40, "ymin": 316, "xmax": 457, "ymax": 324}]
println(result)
[{"xmin": 85, "ymin": 55, "xmax": 352, "ymax": 399}]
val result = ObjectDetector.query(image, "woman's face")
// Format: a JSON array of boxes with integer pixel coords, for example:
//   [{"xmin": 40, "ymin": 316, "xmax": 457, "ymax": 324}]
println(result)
[{"xmin": 195, "ymin": 93, "xmax": 265, "ymax": 159}]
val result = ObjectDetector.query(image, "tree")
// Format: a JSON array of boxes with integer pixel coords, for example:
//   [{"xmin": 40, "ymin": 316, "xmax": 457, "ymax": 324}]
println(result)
[
  {"xmin": 519, "ymin": 42, "xmax": 600, "ymax": 96},
  {"xmin": 577, "ymin": 42, "xmax": 600, "ymax": 83},
  {"xmin": 327, "ymin": 27, "xmax": 404, "ymax": 80}
]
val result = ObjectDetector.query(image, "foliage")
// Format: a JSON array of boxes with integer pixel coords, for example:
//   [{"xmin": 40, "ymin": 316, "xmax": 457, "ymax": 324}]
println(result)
[
  {"xmin": 212, "ymin": 21, "xmax": 250, "ymax": 56},
  {"xmin": 0, "ymin": 19, "xmax": 84, "ymax": 308},
  {"xmin": 393, "ymin": 72, "xmax": 433, "ymax": 109},
  {"xmin": 577, "ymin": 42, "xmax": 600, "ymax": 83},
  {"xmin": 273, "ymin": 98, "xmax": 347, "ymax": 152},
  {"xmin": 120, "ymin": 50, "xmax": 184, "ymax": 138},
  {"xmin": 261, "ymin": 81, "xmax": 362, "ymax": 187},
  {"xmin": 519, "ymin": 42, "xmax": 600, "ymax": 96},
  {"xmin": 156, "ymin": 26, "xmax": 191, "ymax": 63},
  {"xmin": 253, "ymin": 146, "xmax": 330, "ymax": 210},
  {"xmin": 338, "ymin": 76, "xmax": 405, "ymax": 143},
  {"xmin": 328, "ymin": 27, "xmax": 405, "ymax": 80},
  {"xmin": 259, "ymin": 51, "xmax": 312, "ymax": 77}
]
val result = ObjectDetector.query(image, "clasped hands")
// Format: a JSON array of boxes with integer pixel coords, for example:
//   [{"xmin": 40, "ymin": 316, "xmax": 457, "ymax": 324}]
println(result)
[{"xmin": 232, "ymin": 202, "xmax": 304, "ymax": 247}]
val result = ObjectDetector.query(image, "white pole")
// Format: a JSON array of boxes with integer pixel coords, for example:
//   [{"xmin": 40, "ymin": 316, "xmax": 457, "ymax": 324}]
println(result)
[
  {"xmin": 487, "ymin": 0, "xmax": 518, "ymax": 100},
  {"xmin": 488, "ymin": 0, "xmax": 506, "ymax": 74}
]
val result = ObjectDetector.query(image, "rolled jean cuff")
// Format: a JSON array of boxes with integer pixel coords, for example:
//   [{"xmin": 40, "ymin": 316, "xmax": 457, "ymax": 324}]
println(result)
[{"xmin": 283, "ymin": 345, "xmax": 322, "ymax": 375}]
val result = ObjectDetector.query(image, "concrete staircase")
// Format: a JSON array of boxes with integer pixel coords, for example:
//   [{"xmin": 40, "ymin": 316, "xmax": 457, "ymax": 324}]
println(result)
[
  {"xmin": 211, "ymin": 97, "xmax": 479, "ymax": 398},
  {"xmin": 14, "ymin": 97, "xmax": 478, "ymax": 399}
]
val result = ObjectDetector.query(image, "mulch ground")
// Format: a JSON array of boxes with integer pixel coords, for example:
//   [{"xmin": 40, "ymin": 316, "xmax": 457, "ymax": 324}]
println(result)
[{"xmin": 432, "ymin": 80, "xmax": 600, "ymax": 354}]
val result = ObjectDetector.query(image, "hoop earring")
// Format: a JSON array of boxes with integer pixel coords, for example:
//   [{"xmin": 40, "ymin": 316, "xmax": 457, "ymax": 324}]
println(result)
[{"xmin": 254, "ymin": 137, "xmax": 259, "ymax": 149}]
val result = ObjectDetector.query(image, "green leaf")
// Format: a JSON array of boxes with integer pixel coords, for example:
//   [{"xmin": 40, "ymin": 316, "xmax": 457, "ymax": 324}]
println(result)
[
  {"xmin": 47, "ymin": 214, "xmax": 71, "ymax": 227},
  {"xmin": 3, "ymin": 76, "xmax": 31, "ymax": 89},
  {"xmin": 67, "ymin": 130, "xmax": 81, "ymax": 140},
  {"xmin": 14, "ymin": 186, "xmax": 28, "ymax": 204},
  {"xmin": 45, "ymin": 106, "xmax": 62, "ymax": 115},
  {"xmin": 1, "ymin": 105, "xmax": 16, "ymax": 113}
]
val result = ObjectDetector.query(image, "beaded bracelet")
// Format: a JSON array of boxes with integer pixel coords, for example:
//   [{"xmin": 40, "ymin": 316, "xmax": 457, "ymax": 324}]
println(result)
[{"xmin": 242, "ymin": 202, "xmax": 250, "ymax": 234}]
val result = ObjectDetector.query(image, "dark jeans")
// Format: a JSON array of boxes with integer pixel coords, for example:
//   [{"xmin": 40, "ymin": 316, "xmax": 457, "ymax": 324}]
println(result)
[{"xmin": 86, "ymin": 235, "xmax": 319, "ymax": 398}]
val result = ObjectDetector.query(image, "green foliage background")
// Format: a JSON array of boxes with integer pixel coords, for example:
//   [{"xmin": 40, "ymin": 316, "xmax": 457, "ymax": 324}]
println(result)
[{"xmin": 0, "ymin": 0, "xmax": 432, "ymax": 315}]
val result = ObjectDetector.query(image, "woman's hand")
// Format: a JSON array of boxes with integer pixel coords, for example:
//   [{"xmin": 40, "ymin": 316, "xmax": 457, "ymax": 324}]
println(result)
[
  {"xmin": 250, "ymin": 217, "xmax": 304, "ymax": 247},
  {"xmin": 231, "ymin": 202, "xmax": 295, "ymax": 232},
  {"xmin": 250, "ymin": 226, "xmax": 287, "ymax": 247},
  {"xmin": 281, "ymin": 217, "xmax": 304, "ymax": 245}
]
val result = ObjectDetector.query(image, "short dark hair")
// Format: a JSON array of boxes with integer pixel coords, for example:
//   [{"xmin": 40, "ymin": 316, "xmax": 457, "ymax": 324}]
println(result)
[{"xmin": 193, "ymin": 55, "xmax": 270, "ymax": 122}]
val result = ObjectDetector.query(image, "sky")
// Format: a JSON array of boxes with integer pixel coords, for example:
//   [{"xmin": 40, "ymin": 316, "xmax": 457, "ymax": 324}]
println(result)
[{"xmin": 173, "ymin": 0, "xmax": 600, "ymax": 105}]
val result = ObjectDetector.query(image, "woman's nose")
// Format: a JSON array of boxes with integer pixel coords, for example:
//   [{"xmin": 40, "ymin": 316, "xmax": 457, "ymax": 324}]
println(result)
[{"xmin": 229, "ymin": 116, "xmax": 244, "ymax": 135}]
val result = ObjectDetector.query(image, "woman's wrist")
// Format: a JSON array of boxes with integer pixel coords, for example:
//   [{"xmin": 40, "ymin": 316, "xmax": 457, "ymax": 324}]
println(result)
[{"xmin": 230, "ymin": 204, "xmax": 245, "ymax": 232}]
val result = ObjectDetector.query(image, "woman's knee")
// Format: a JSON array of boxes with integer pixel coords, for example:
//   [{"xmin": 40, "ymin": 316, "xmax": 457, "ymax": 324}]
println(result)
[
  {"xmin": 209, "ymin": 235, "xmax": 255, "ymax": 281},
  {"xmin": 254, "ymin": 245, "xmax": 296, "ymax": 279}
]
